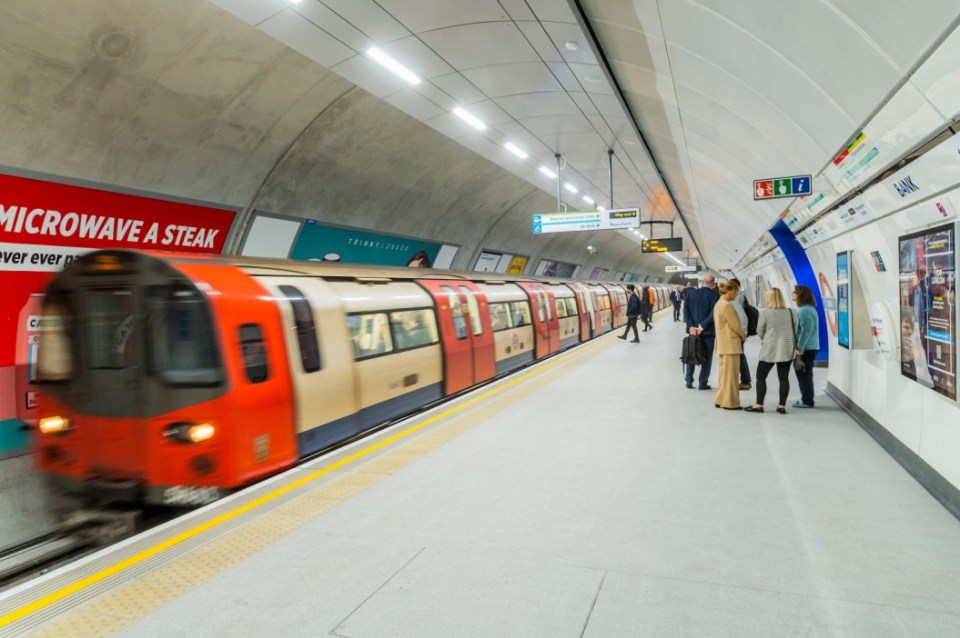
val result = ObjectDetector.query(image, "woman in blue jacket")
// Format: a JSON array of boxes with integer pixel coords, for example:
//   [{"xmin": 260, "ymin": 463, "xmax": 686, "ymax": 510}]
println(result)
[{"xmin": 792, "ymin": 285, "xmax": 820, "ymax": 408}]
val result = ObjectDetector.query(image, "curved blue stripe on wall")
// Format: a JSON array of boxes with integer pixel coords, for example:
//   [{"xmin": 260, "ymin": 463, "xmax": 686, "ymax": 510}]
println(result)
[{"xmin": 768, "ymin": 220, "xmax": 829, "ymax": 362}]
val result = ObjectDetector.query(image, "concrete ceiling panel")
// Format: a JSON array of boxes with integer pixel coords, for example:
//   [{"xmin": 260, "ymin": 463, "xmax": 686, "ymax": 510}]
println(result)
[
  {"xmin": 462, "ymin": 62, "xmax": 564, "ymax": 98},
  {"xmin": 315, "ymin": 0, "xmax": 409, "ymax": 44},
  {"xmin": 495, "ymin": 92, "xmax": 579, "ymax": 120},
  {"xmin": 258, "ymin": 9, "xmax": 354, "ymax": 68},
  {"xmin": 207, "ymin": 0, "xmax": 286, "ymax": 26},
  {"xmin": 430, "ymin": 72, "xmax": 488, "ymax": 107},
  {"xmin": 515, "ymin": 21, "xmax": 564, "ymax": 63},
  {"xmin": 419, "ymin": 23, "xmax": 538, "ymax": 69},
  {"xmin": 373, "ymin": 35, "xmax": 456, "ymax": 80},
  {"xmin": 293, "ymin": 1, "xmax": 371, "ymax": 52},
  {"xmin": 331, "ymin": 54, "xmax": 409, "ymax": 98},
  {"xmin": 384, "ymin": 88, "xmax": 445, "ymax": 121},
  {"xmin": 374, "ymin": 0, "xmax": 509, "ymax": 34}
]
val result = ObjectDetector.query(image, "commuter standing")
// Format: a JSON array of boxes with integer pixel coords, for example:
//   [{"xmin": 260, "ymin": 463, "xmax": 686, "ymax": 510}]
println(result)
[
  {"xmin": 728, "ymin": 278, "xmax": 751, "ymax": 390},
  {"xmin": 714, "ymin": 281, "xmax": 746, "ymax": 409},
  {"xmin": 670, "ymin": 286, "xmax": 682, "ymax": 322},
  {"xmin": 744, "ymin": 288, "xmax": 796, "ymax": 414},
  {"xmin": 792, "ymin": 285, "xmax": 820, "ymax": 408},
  {"xmin": 618, "ymin": 284, "xmax": 641, "ymax": 342},
  {"xmin": 682, "ymin": 275, "xmax": 720, "ymax": 389},
  {"xmin": 639, "ymin": 286, "xmax": 653, "ymax": 332}
]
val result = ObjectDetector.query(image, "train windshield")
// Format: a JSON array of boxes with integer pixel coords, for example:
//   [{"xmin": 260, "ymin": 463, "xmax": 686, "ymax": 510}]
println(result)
[
  {"xmin": 147, "ymin": 284, "xmax": 223, "ymax": 386},
  {"xmin": 84, "ymin": 289, "xmax": 138, "ymax": 370}
]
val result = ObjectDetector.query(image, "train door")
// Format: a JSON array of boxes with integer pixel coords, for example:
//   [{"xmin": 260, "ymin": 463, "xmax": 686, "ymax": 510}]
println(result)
[
  {"xmin": 570, "ymin": 285, "xmax": 591, "ymax": 340},
  {"xmin": 517, "ymin": 283, "xmax": 559, "ymax": 357},
  {"xmin": 419, "ymin": 280, "xmax": 493, "ymax": 395}
]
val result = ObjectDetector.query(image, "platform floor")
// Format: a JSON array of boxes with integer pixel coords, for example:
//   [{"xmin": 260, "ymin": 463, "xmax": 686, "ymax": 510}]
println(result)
[{"xmin": 4, "ymin": 313, "xmax": 960, "ymax": 637}]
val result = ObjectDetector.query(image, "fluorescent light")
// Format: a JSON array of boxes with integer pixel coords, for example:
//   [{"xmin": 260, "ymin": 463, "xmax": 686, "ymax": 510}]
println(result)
[
  {"xmin": 563, "ymin": 183, "xmax": 578, "ymax": 193},
  {"xmin": 583, "ymin": 196, "xmax": 594, "ymax": 205},
  {"xmin": 504, "ymin": 142, "xmax": 528, "ymax": 159},
  {"xmin": 288, "ymin": 0, "xmax": 303, "ymax": 3},
  {"xmin": 539, "ymin": 166, "xmax": 557, "ymax": 179},
  {"xmin": 366, "ymin": 48, "xmax": 421, "ymax": 85},
  {"xmin": 453, "ymin": 107, "xmax": 486, "ymax": 130},
  {"xmin": 597, "ymin": 205, "xmax": 605, "ymax": 211}
]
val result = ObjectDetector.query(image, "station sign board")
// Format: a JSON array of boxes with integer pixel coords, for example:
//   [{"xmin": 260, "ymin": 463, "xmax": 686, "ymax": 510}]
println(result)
[
  {"xmin": 532, "ymin": 207, "xmax": 639, "ymax": 234},
  {"xmin": 641, "ymin": 237, "xmax": 683, "ymax": 253},
  {"xmin": 753, "ymin": 175, "xmax": 812, "ymax": 200},
  {"xmin": 665, "ymin": 265, "xmax": 696, "ymax": 272}
]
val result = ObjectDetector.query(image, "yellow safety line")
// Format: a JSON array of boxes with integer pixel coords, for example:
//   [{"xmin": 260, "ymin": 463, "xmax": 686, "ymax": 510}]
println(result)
[{"xmin": 0, "ymin": 338, "xmax": 606, "ymax": 628}]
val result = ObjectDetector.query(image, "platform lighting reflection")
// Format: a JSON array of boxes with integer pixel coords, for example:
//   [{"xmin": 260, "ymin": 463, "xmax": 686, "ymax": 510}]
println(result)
[
  {"xmin": 539, "ymin": 166, "xmax": 557, "ymax": 179},
  {"xmin": 563, "ymin": 183, "xmax": 578, "ymax": 193},
  {"xmin": 452, "ymin": 107, "xmax": 486, "ymax": 131},
  {"xmin": 504, "ymin": 142, "xmax": 528, "ymax": 159},
  {"xmin": 366, "ymin": 48, "xmax": 421, "ymax": 85}
]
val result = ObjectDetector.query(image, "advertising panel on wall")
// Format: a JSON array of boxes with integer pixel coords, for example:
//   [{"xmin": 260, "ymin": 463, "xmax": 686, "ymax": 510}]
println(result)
[
  {"xmin": 534, "ymin": 259, "xmax": 577, "ymax": 278},
  {"xmin": 474, "ymin": 250, "xmax": 501, "ymax": 272},
  {"xmin": 506, "ymin": 255, "xmax": 528, "ymax": 274},
  {"xmin": 289, "ymin": 220, "xmax": 453, "ymax": 268},
  {"xmin": 837, "ymin": 252, "xmax": 851, "ymax": 349},
  {"xmin": 898, "ymin": 223, "xmax": 956, "ymax": 399}
]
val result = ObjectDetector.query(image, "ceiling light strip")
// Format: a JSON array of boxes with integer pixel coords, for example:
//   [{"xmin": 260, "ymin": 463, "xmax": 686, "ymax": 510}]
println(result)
[{"xmin": 365, "ymin": 48, "xmax": 421, "ymax": 85}]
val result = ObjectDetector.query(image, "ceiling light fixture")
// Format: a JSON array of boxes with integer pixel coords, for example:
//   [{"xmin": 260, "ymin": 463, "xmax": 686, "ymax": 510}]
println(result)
[
  {"xmin": 563, "ymin": 183, "xmax": 578, "ymax": 193},
  {"xmin": 365, "ymin": 47, "xmax": 421, "ymax": 85},
  {"xmin": 452, "ymin": 107, "xmax": 487, "ymax": 130},
  {"xmin": 597, "ymin": 205, "xmax": 606, "ymax": 211},
  {"xmin": 539, "ymin": 166, "xmax": 557, "ymax": 179},
  {"xmin": 583, "ymin": 75, "xmax": 601, "ymax": 83},
  {"xmin": 504, "ymin": 142, "xmax": 528, "ymax": 159},
  {"xmin": 565, "ymin": 41, "xmax": 579, "ymax": 51},
  {"xmin": 583, "ymin": 196, "xmax": 594, "ymax": 205}
]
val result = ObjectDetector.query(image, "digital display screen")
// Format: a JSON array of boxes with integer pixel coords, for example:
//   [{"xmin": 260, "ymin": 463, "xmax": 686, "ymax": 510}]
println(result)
[
  {"xmin": 641, "ymin": 238, "xmax": 683, "ymax": 253},
  {"xmin": 898, "ymin": 223, "xmax": 956, "ymax": 399},
  {"xmin": 837, "ymin": 252, "xmax": 850, "ymax": 349}
]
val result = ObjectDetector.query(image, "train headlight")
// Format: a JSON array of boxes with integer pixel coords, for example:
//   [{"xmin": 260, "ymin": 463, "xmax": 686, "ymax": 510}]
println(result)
[
  {"xmin": 38, "ymin": 416, "xmax": 72, "ymax": 435},
  {"xmin": 164, "ymin": 422, "xmax": 215, "ymax": 444}
]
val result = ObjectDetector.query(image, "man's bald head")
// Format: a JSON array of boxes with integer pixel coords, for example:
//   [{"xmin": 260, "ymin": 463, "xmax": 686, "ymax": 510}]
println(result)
[{"xmin": 703, "ymin": 275, "xmax": 716, "ymax": 287}]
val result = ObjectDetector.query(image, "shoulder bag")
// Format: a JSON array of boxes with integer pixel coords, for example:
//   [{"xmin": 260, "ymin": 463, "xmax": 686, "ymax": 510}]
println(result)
[{"xmin": 789, "ymin": 309, "xmax": 805, "ymax": 372}]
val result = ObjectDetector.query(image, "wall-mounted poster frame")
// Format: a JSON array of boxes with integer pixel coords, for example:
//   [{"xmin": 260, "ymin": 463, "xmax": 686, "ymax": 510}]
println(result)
[
  {"xmin": 898, "ymin": 222, "xmax": 956, "ymax": 400},
  {"xmin": 837, "ymin": 251, "xmax": 851, "ymax": 349}
]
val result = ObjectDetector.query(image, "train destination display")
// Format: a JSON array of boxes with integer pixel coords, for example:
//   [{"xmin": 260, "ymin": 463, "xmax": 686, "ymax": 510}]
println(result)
[
  {"xmin": 641, "ymin": 237, "xmax": 683, "ymax": 253},
  {"xmin": 898, "ymin": 223, "xmax": 956, "ymax": 399}
]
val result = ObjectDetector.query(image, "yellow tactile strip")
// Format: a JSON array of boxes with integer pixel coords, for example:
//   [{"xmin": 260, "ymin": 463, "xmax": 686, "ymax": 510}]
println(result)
[{"xmin": 3, "ymin": 338, "xmax": 612, "ymax": 637}]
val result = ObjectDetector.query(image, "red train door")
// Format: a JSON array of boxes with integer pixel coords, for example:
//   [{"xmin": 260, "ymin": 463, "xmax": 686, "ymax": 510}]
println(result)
[
  {"xmin": 419, "ymin": 280, "xmax": 495, "ymax": 395},
  {"xmin": 517, "ymin": 282, "xmax": 559, "ymax": 357}
]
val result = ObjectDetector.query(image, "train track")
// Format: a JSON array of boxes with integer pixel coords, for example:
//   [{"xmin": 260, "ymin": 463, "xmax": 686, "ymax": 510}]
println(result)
[{"xmin": 0, "ymin": 531, "xmax": 92, "ymax": 591}]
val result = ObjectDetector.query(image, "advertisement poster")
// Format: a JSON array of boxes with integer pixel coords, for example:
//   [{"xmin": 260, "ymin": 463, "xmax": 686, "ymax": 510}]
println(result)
[
  {"xmin": 506, "ymin": 255, "xmax": 528, "ymax": 275},
  {"xmin": 290, "ymin": 221, "xmax": 442, "ymax": 267},
  {"xmin": 837, "ymin": 252, "xmax": 850, "ymax": 349},
  {"xmin": 899, "ymin": 223, "xmax": 956, "ymax": 399},
  {"xmin": 534, "ymin": 259, "xmax": 577, "ymax": 278}
]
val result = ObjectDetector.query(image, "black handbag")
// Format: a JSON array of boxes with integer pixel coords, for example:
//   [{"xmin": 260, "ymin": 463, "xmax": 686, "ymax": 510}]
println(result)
[{"xmin": 789, "ymin": 310, "xmax": 805, "ymax": 372}]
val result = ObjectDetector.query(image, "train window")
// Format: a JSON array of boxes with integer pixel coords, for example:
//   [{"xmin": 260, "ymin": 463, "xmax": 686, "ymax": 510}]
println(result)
[
  {"xmin": 37, "ymin": 287, "xmax": 74, "ymax": 382},
  {"xmin": 600, "ymin": 294, "xmax": 611, "ymax": 310},
  {"xmin": 238, "ymin": 323, "xmax": 269, "ymax": 383},
  {"xmin": 534, "ymin": 293, "xmax": 546, "ymax": 323},
  {"xmin": 389, "ymin": 309, "xmax": 438, "ymax": 350},
  {"xmin": 510, "ymin": 301, "xmax": 532, "ymax": 327},
  {"xmin": 489, "ymin": 303, "xmax": 510, "ymax": 332},
  {"xmin": 555, "ymin": 298, "xmax": 567, "ymax": 318},
  {"xmin": 278, "ymin": 285, "xmax": 321, "ymax": 373},
  {"xmin": 147, "ymin": 284, "xmax": 223, "ymax": 386},
  {"xmin": 458, "ymin": 286, "xmax": 483, "ymax": 336},
  {"xmin": 564, "ymin": 298, "xmax": 578, "ymax": 315},
  {"xmin": 83, "ymin": 289, "xmax": 137, "ymax": 370},
  {"xmin": 347, "ymin": 313, "xmax": 394, "ymax": 359},
  {"xmin": 441, "ymin": 286, "xmax": 468, "ymax": 340}
]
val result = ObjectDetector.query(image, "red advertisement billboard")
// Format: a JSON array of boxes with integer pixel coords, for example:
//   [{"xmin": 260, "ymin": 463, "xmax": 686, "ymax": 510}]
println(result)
[{"xmin": 0, "ymin": 172, "xmax": 236, "ymax": 368}]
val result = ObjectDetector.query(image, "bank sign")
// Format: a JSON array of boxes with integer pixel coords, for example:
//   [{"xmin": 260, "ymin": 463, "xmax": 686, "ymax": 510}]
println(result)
[{"xmin": 532, "ymin": 208, "xmax": 639, "ymax": 234}]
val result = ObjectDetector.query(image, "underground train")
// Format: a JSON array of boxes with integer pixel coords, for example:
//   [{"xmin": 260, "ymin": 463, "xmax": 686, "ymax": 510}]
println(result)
[{"xmin": 33, "ymin": 250, "xmax": 673, "ymax": 507}]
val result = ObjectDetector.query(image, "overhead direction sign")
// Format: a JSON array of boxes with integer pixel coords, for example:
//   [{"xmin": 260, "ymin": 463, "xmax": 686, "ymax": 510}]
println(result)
[
  {"xmin": 532, "ymin": 207, "xmax": 639, "ymax": 234},
  {"xmin": 641, "ymin": 237, "xmax": 683, "ymax": 253},
  {"xmin": 753, "ymin": 174, "xmax": 812, "ymax": 200},
  {"xmin": 665, "ymin": 265, "xmax": 696, "ymax": 272}
]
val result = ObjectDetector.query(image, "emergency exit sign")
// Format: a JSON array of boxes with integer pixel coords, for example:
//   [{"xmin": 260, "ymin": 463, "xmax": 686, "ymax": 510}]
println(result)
[{"xmin": 753, "ymin": 175, "xmax": 812, "ymax": 200}]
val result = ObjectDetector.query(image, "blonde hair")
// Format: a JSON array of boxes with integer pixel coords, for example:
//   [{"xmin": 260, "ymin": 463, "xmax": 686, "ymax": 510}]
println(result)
[
  {"xmin": 765, "ymin": 288, "xmax": 786, "ymax": 309},
  {"xmin": 718, "ymin": 281, "xmax": 739, "ymax": 295}
]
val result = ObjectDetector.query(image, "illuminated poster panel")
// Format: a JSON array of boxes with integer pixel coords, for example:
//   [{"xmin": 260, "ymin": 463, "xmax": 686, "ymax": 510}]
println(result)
[
  {"xmin": 837, "ymin": 252, "xmax": 850, "ymax": 349},
  {"xmin": 898, "ymin": 223, "xmax": 956, "ymax": 399}
]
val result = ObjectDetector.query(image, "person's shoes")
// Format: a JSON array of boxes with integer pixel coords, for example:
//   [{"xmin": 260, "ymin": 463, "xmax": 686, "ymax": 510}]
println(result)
[
  {"xmin": 630, "ymin": 339, "xmax": 640, "ymax": 343},
  {"xmin": 722, "ymin": 406, "xmax": 743, "ymax": 410},
  {"xmin": 776, "ymin": 407, "xmax": 787, "ymax": 414},
  {"xmin": 792, "ymin": 401, "xmax": 812, "ymax": 409},
  {"xmin": 715, "ymin": 404, "xmax": 720, "ymax": 408},
  {"xmin": 744, "ymin": 405, "xmax": 764, "ymax": 413},
  {"xmin": 698, "ymin": 385, "xmax": 711, "ymax": 390},
  {"xmin": 685, "ymin": 382, "xmax": 694, "ymax": 389},
  {"xmin": 739, "ymin": 383, "xmax": 752, "ymax": 390},
  {"xmin": 617, "ymin": 335, "xmax": 626, "ymax": 340}
]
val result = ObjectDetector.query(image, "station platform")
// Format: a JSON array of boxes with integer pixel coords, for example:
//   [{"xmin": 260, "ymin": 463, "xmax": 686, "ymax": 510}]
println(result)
[{"xmin": 2, "ymin": 313, "xmax": 960, "ymax": 637}]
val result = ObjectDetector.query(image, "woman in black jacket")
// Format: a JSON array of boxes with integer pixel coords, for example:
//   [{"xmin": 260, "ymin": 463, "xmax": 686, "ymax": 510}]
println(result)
[{"xmin": 618, "ymin": 284, "xmax": 641, "ymax": 342}]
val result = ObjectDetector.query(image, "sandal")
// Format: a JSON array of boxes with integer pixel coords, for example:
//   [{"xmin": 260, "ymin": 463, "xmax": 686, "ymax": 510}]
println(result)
[{"xmin": 743, "ymin": 405, "xmax": 764, "ymax": 413}]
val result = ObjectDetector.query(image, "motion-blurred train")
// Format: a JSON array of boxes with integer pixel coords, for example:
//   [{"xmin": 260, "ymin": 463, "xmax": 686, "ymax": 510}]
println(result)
[{"xmin": 34, "ymin": 250, "xmax": 673, "ymax": 507}]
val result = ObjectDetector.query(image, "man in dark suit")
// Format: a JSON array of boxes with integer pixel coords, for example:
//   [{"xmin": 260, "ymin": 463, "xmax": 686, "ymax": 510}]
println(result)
[{"xmin": 683, "ymin": 274, "xmax": 720, "ymax": 389}]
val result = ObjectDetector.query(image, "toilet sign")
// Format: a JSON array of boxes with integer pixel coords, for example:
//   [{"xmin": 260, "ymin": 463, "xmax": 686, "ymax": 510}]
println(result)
[{"xmin": 753, "ymin": 175, "xmax": 812, "ymax": 200}]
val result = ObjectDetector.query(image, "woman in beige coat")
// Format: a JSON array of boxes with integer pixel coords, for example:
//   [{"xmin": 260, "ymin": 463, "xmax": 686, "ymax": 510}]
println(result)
[{"xmin": 714, "ymin": 280, "xmax": 747, "ymax": 409}]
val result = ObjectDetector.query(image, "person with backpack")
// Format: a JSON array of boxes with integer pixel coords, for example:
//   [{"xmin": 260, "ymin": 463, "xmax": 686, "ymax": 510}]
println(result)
[
  {"xmin": 729, "ymin": 278, "xmax": 753, "ymax": 391},
  {"xmin": 639, "ymin": 286, "xmax": 654, "ymax": 332},
  {"xmin": 617, "ymin": 284, "xmax": 641, "ymax": 342}
]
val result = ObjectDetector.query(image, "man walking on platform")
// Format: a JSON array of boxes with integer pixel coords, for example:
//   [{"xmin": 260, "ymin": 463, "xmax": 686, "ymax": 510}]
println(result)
[
  {"xmin": 618, "ymin": 284, "xmax": 641, "ymax": 342},
  {"xmin": 683, "ymin": 275, "xmax": 720, "ymax": 389},
  {"xmin": 670, "ymin": 286, "xmax": 682, "ymax": 322}
]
